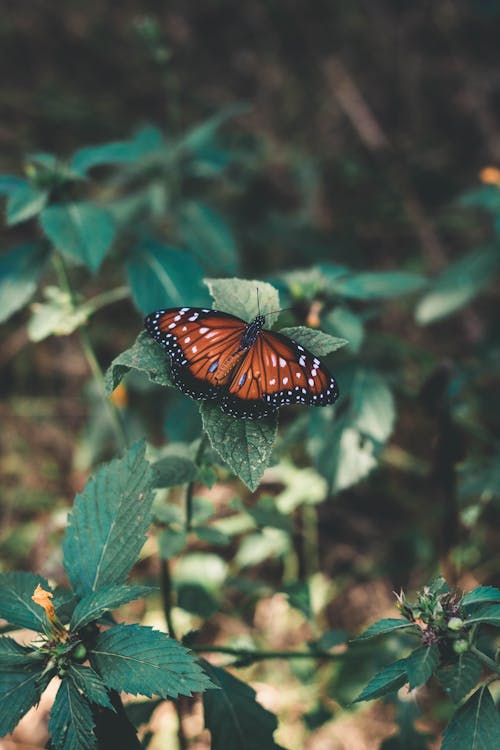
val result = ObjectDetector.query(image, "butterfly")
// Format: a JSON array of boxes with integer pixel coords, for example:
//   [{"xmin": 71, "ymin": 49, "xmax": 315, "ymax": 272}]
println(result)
[{"xmin": 144, "ymin": 306, "xmax": 339, "ymax": 419}]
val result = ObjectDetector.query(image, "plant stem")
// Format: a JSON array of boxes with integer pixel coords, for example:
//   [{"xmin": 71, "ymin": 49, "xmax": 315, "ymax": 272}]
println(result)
[
  {"xmin": 190, "ymin": 644, "xmax": 345, "ymax": 662},
  {"xmin": 160, "ymin": 558, "xmax": 177, "ymax": 640},
  {"xmin": 471, "ymin": 645, "xmax": 500, "ymax": 676},
  {"xmin": 185, "ymin": 433, "xmax": 209, "ymax": 532}
]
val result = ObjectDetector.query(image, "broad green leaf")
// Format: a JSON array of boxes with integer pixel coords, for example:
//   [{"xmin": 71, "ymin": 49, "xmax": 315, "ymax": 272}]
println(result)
[
  {"xmin": 0, "ymin": 571, "xmax": 52, "ymax": 631},
  {"xmin": 205, "ymin": 277, "xmax": 280, "ymax": 326},
  {"xmin": 0, "ymin": 637, "xmax": 38, "ymax": 667},
  {"xmin": 353, "ymin": 618, "xmax": 415, "ymax": 641},
  {"xmin": 351, "ymin": 369, "xmax": 395, "ymax": 443},
  {"xmin": 40, "ymin": 202, "xmax": 116, "ymax": 271},
  {"xmin": 354, "ymin": 658, "xmax": 408, "ymax": 702},
  {"xmin": 465, "ymin": 603, "xmax": 500, "ymax": 625},
  {"xmin": 441, "ymin": 685, "xmax": 500, "ymax": 750},
  {"xmin": 0, "ymin": 666, "xmax": 44, "ymax": 737},
  {"xmin": 235, "ymin": 529, "xmax": 289, "ymax": 568},
  {"xmin": 67, "ymin": 664, "xmax": 114, "ymax": 711},
  {"xmin": 0, "ymin": 175, "xmax": 26, "ymax": 194},
  {"xmin": 174, "ymin": 552, "xmax": 228, "ymax": 591},
  {"xmin": 202, "ymin": 662, "xmax": 281, "ymax": 750},
  {"xmin": 405, "ymin": 646, "xmax": 439, "ymax": 690},
  {"xmin": 324, "ymin": 306, "xmax": 364, "ymax": 353},
  {"xmin": 49, "ymin": 679, "xmax": 96, "ymax": 750},
  {"xmin": 0, "ymin": 242, "xmax": 50, "ymax": 323},
  {"xmin": 179, "ymin": 104, "xmax": 248, "ymax": 154},
  {"xmin": 415, "ymin": 246, "xmax": 500, "ymax": 324},
  {"xmin": 462, "ymin": 586, "xmax": 500, "ymax": 607},
  {"xmin": 6, "ymin": 183, "xmax": 48, "ymax": 225},
  {"xmin": 63, "ymin": 441, "xmax": 155, "ymax": 597},
  {"xmin": 193, "ymin": 525, "xmax": 231, "ymax": 546},
  {"xmin": 89, "ymin": 624, "xmax": 213, "ymax": 698},
  {"xmin": 70, "ymin": 584, "xmax": 153, "ymax": 631},
  {"xmin": 177, "ymin": 583, "xmax": 219, "ymax": 617},
  {"xmin": 332, "ymin": 271, "xmax": 427, "ymax": 299},
  {"xmin": 438, "ymin": 652, "xmax": 482, "ymax": 703},
  {"xmin": 278, "ymin": 326, "xmax": 347, "ymax": 355},
  {"xmin": 153, "ymin": 455, "xmax": 198, "ymax": 487},
  {"xmin": 127, "ymin": 239, "xmax": 208, "ymax": 314},
  {"xmin": 180, "ymin": 201, "xmax": 239, "ymax": 274},
  {"xmin": 71, "ymin": 126, "xmax": 164, "ymax": 174},
  {"xmin": 104, "ymin": 331, "xmax": 173, "ymax": 393},
  {"xmin": 201, "ymin": 402, "xmax": 278, "ymax": 491},
  {"xmin": 158, "ymin": 528, "xmax": 187, "ymax": 559},
  {"xmin": 28, "ymin": 286, "xmax": 89, "ymax": 341}
]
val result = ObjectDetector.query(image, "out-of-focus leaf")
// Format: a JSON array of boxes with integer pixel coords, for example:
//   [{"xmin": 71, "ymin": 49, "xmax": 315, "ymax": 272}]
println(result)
[
  {"xmin": 40, "ymin": 202, "xmax": 116, "ymax": 271},
  {"xmin": 0, "ymin": 175, "xmax": 26, "ymax": 195},
  {"xmin": 71, "ymin": 126, "xmax": 165, "ymax": 174},
  {"xmin": 236, "ymin": 529, "xmax": 289, "ymax": 568},
  {"xmin": 28, "ymin": 286, "xmax": 89, "ymax": 341},
  {"xmin": 332, "ymin": 271, "xmax": 427, "ymax": 299},
  {"xmin": 6, "ymin": 183, "xmax": 48, "ymax": 225},
  {"xmin": 153, "ymin": 454, "xmax": 198, "ymax": 487},
  {"xmin": 324, "ymin": 306, "xmax": 364, "ymax": 353},
  {"xmin": 283, "ymin": 581, "xmax": 312, "ymax": 620},
  {"xmin": 127, "ymin": 239, "xmax": 209, "ymax": 314},
  {"xmin": 178, "ymin": 104, "xmax": 248, "ymax": 154},
  {"xmin": 180, "ymin": 201, "xmax": 239, "ymax": 274},
  {"xmin": 157, "ymin": 528, "xmax": 187, "ymax": 560},
  {"xmin": 0, "ymin": 242, "xmax": 50, "ymax": 323}
]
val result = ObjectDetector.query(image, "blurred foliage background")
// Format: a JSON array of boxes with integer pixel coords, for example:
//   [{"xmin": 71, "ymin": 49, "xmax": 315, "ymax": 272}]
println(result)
[{"xmin": 1, "ymin": 1, "xmax": 500, "ymax": 748}]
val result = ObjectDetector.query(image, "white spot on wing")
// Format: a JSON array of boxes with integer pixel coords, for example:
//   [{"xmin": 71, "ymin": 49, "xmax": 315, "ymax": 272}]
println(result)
[{"xmin": 279, "ymin": 357, "xmax": 286, "ymax": 368}]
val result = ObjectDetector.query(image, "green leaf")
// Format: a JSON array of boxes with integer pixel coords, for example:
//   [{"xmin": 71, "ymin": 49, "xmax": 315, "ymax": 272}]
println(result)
[
  {"xmin": 354, "ymin": 658, "xmax": 408, "ymax": 702},
  {"xmin": 405, "ymin": 645, "xmax": 439, "ymax": 690},
  {"xmin": 332, "ymin": 271, "xmax": 427, "ymax": 299},
  {"xmin": 153, "ymin": 455, "xmax": 198, "ymax": 487},
  {"xmin": 351, "ymin": 369, "xmax": 395, "ymax": 443},
  {"xmin": 179, "ymin": 105, "xmax": 248, "ymax": 154},
  {"xmin": 127, "ymin": 239, "xmax": 208, "ymax": 315},
  {"xmin": 462, "ymin": 586, "xmax": 500, "ymax": 608},
  {"xmin": 0, "ymin": 175, "xmax": 26, "ymax": 195},
  {"xmin": 104, "ymin": 331, "xmax": 174, "ymax": 394},
  {"xmin": 278, "ymin": 326, "xmax": 347, "ymax": 355},
  {"xmin": 89, "ymin": 624, "xmax": 213, "ymax": 698},
  {"xmin": 0, "ymin": 571, "xmax": 52, "ymax": 631},
  {"xmin": 180, "ymin": 201, "xmax": 238, "ymax": 274},
  {"xmin": 283, "ymin": 581, "xmax": 312, "ymax": 620},
  {"xmin": 415, "ymin": 246, "xmax": 500, "ymax": 324},
  {"xmin": 6, "ymin": 183, "xmax": 48, "ymax": 225},
  {"xmin": 438, "ymin": 652, "xmax": 482, "ymax": 703},
  {"xmin": 40, "ymin": 202, "xmax": 116, "ymax": 271},
  {"xmin": 465, "ymin": 603, "xmax": 500, "ymax": 625},
  {"xmin": 67, "ymin": 663, "xmax": 114, "ymax": 711},
  {"xmin": 70, "ymin": 584, "xmax": 153, "ymax": 631},
  {"xmin": 0, "ymin": 637, "xmax": 37, "ymax": 667},
  {"xmin": 353, "ymin": 618, "xmax": 415, "ymax": 641},
  {"xmin": 193, "ymin": 525, "xmax": 231, "ymax": 546},
  {"xmin": 202, "ymin": 662, "xmax": 281, "ymax": 750},
  {"xmin": 157, "ymin": 528, "xmax": 187, "ymax": 559},
  {"xmin": 441, "ymin": 685, "xmax": 500, "ymax": 750},
  {"xmin": 49, "ymin": 679, "xmax": 97, "ymax": 750},
  {"xmin": 0, "ymin": 666, "xmax": 44, "ymax": 737},
  {"xmin": 28, "ymin": 286, "xmax": 90, "ymax": 342},
  {"xmin": 63, "ymin": 441, "xmax": 156, "ymax": 597},
  {"xmin": 71, "ymin": 126, "xmax": 164, "ymax": 174},
  {"xmin": 0, "ymin": 242, "xmax": 50, "ymax": 323},
  {"xmin": 324, "ymin": 306, "xmax": 364, "ymax": 353},
  {"xmin": 177, "ymin": 583, "xmax": 219, "ymax": 617},
  {"xmin": 205, "ymin": 278, "xmax": 280, "ymax": 326},
  {"xmin": 201, "ymin": 403, "xmax": 278, "ymax": 491}
]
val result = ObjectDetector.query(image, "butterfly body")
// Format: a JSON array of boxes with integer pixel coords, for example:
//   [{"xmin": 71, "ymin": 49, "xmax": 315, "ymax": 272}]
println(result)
[{"xmin": 145, "ymin": 307, "xmax": 339, "ymax": 419}]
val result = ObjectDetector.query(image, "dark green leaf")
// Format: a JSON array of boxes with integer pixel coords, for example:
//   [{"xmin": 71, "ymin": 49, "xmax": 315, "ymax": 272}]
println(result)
[
  {"xmin": 180, "ymin": 201, "xmax": 238, "ymax": 274},
  {"xmin": 201, "ymin": 403, "xmax": 278, "ymax": 491},
  {"xmin": 63, "ymin": 441, "xmax": 155, "ymax": 597},
  {"xmin": 49, "ymin": 679, "xmax": 96, "ymax": 750},
  {"xmin": 127, "ymin": 239, "xmax": 208, "ymax": 315},
  {"xmin": 104, "ymin": 331, "xmax": 174, "ymax": 393},
  {"xmin": 0, "ymin": 665, "xmax": 44, "ymax": 737},
  {"xmin": 438, "ymin": 652, "xmax": 482, "ymax": 703},
  {"xmin": 441, "ymin": 685, "xmax": 500, "ymax": 750},
  {"xmin": 0, "ymin": 637, "xmax": 38, "ymax": 667},
  {"xmin": 0, "ymin": 242, "xmax": 50, "ymax": 323},
  {"xmin": 465, "ymin": 604, "xmax": 500, "ymax": 625},
  {"xmin": 202, "ymin": 662, "xmax": 281, "ymax": 750},
  {"xmin": 428, "ymin": 577, "xmax": 451, "ymax": 596},
  {"xmin": 0, "ymin": 175, "xmax": 26, "ymax": 195},
  {"xmin": 332, "ymin": 271, "xmax": 427, "ymax": 299},
  {"xmin": 313, "ymin": 630, "xmax": 347, "ymax": 651},
  {"xmin": 89, "ymin": 624, "xmax": 213, "ymax": 698},
  {"xmin": 71, "ymin": 126, "xmax": 164, "ymax": 174},
  {"xmin": 124, "ymin": 699, "xmax": 162, "ymax": 727},
  {"xmin": 67, "ymin": 664, "xmax": 114, "ymax": 711},
  {"xmin": 354, "ymin": 658, "xmax": 408, "ymax": 702},
  {"xmin": 353, "ymin": 618, "xmax": 415, "ymax": 642},
  {"xmin": 405, "ymin": 646, "xmax": 439, "ymax": 690},
  {"xmin": 157, "ymin": 528, "xmax": 187, "ymax": 559},
  {"xmin": 70, "ymin": 584, "xmax": 153, "ymax": 631},
  {"xmin": 193, "ymin": 526, "xmax": 231, "ymax": 546},
  {"xmin": 278, "ymin": 326, "xmax": 347, "ymax": 355},
  {"xmin": 40, "ymin": 203, "xmax": 116, "ymax": 271},
  {"xmin": 324, "ymin": 306, "xmax": 364, "ymax": 353},
  {"xmin": 205, "ymin": 278, "xmax": 280, "ymax": 326},
  {"xmin": 462, "ymin": 586, "xmax": 500, "ymax": 608},
  {"xmin": 0, "ymin": 571, "xmax": 52, "ymax": 631},
  {"xmin": 282, "ymin": 581, "xmax": 312, "ymax": 620},
  {"xmin": 177, "ymin": 583, "xmax": 219, "ymax": 617},
  {"xmin": 6, "ymin": 184, "xmax": 48, "ymax": 225},
  {"xmin": 153, "ymin": 455, "xmax": 198, "ymax": 487}
]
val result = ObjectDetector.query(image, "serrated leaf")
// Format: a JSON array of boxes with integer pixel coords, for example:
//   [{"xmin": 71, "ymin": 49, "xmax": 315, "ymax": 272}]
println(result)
[
  {"xmin": 278, "ymin": 326, "xmax": 347, "ymax": 355},
  {"xmin": 89, "ymin": 624, "xmax": 213, "ymax": 698},
  {"xmin": 104, "ymin": 331, "xmax": 174, "ymax": 393},
  {"xmin": 67, "ymin": 664, "xmax": 114, "ymax": 710},
  {"xmin": 332, "ymin": 271, "xmax": 427, "ymax": 299},
  {"xmin": 180, "ymin": 201, "xmax": 238, "ymax": 274},
  {"xmin": 428, "ymin": 576, "xmax": 451, "ymax": 595},
  {"xmin": 0, "ymin": 242, "xmax": 50, "ymax": 323},
  {"xmin": 63, "ymin": 441, "xmax": 155, "ymax": 597},
  {"xmin": 438, "ymin": 652, "xmax": 482, "ymax": 703},
  {"xmin": 70, "ymin": 584, "xmax": 153, "ymax": 631},
  {"xmin": 0, "ymin": 571, "xmax": 52, "ymax": 631},
  {"xmin": 405, "ymin": 645, "xmax": 439, "ymax": 690},
  {"xmin": 71, "ymin": 126, "xmax": 164, "ymax": 174},
  {"xmin": 6, "ymin": 183, "xmax": 48, "ymax": 225},
  {"xmin": 205, "ymin": 277, "xmax": 280, "ymax": 326},
  {"xmin": 465, "ymin": 603, "xmax": 500, "ymax": 625},
  {"xmin": 353, "ymin": 618, "xmax": 415, "ymax": 641},
  {"xmin": 201, "ymin": 402, "xmax": 278, "ymax": 491},
  {"xmin": 40, "ymin": 202, "xmax": 116, "ymax": 271},
  {"xmin": 127, "ymin": 239, "xmax": 208, "ymax": 315},
  {"xmin": 202, "ymin": 662, "xmax": 281, "ymax": 750},
  {"xmin": 49, "ymin": 679, "xmax": 97, "ymax": 750},
  {"xmin": 153, "ymin": 455, "xmax": 198, "ymax": 487},
  {"xmin": 441, "ymin": 685, "xmax": 500, "ymax": 750},
  {"xmin": 354, "ymin": 658, "xmax": 408, "ymax": 702},
  {"xmin": 0, "ymin": 665, "xmax": 44, "ymax": 737},
  {"xmin": 462, "ymin": 586, "xmax": 500, "ymax": 607},
  {"xmin": 0, "ymin": 637, "xmax": 38, "ymax": 667}
]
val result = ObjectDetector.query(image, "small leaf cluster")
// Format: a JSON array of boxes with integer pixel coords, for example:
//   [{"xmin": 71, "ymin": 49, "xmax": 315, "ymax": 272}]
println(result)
[
  {"xmin": 0, "ymin": 442, "xmax": 213, "ymax": 749},
  {"xmin": 353, "ymin": 578, "xmax": 500, "ymax": 748}
]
